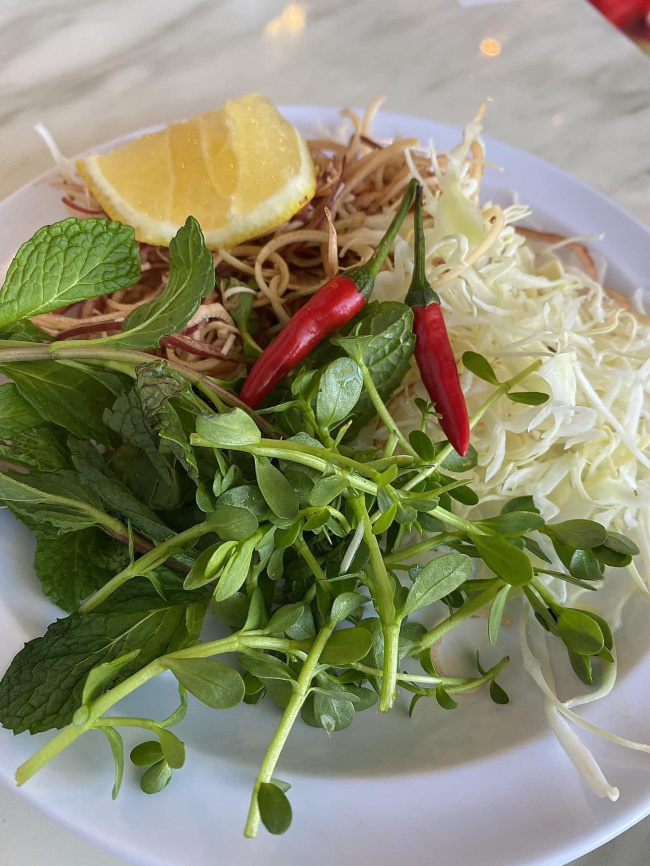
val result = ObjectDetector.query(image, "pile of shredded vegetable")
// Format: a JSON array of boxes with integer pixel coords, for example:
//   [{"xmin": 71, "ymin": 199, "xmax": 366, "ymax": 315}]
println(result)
[{"xmin": 38, "ymin": 103, "xmax": 650, "ymax": 800}]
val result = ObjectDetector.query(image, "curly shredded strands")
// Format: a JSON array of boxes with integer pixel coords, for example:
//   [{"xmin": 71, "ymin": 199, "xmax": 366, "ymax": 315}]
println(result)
[
  {"xmin": 39, "ymin": 100, "xmax": 494, "ymax": 377},
  {"xmin": 430, "ymin": 205, "xmax": 506, "ymax": 290}
]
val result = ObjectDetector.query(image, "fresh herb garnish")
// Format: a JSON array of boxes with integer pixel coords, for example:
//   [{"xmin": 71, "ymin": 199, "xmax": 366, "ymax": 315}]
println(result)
[{"xmin": 0, "ymin": 216, "xmax": 636, "ymax": 840}]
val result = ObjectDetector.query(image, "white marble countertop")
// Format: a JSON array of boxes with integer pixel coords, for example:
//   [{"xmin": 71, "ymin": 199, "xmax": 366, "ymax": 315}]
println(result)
[{"xmin": 1, "ymin": 0, "xmax": 650, "ymax": 864}]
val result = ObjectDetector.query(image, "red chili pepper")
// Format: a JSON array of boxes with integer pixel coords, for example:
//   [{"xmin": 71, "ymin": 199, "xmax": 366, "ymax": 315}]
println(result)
[
  {"xmin": 405, "ymin": 186, "xmax": 470, "ymax": 457},
  {"xmin": 240, "ymin": 179, "xmax": 418, "ymax": 408}
]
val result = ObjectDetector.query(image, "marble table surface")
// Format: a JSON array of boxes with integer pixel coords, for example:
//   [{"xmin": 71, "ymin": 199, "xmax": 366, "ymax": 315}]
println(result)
[{"xmin": 1, "ymin": 0, "xmax": 650, "ymax": 863}]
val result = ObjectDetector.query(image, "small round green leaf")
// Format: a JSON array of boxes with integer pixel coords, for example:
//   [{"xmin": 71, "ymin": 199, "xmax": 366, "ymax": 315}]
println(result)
[
  {"xmin": 157, "ymin": 728, "xmax": 186, "ymax": 769},
  {"xmin": 195, "ymin": 409, "xmax": 261, "ymax": 447},
  {"xmin": 558, "ymin": 609, "xmax": 604, "ymax": 656},
  {"xmin": 471, "ymin": 535, "xmax": 533, "ymax": 587},
  {"xmin": 462, "ymin": 351, "xmax": 499, "ymax": 384},
  {"xmin": 320, "ymin": 626, "xmax": 374, "ymax": 665},
  {"xmin": 130, "ymin": 740, "xmax": 164, "ymax": 767},
  {"xmin": 506, "ymin": 391, "xmax": 549, "ymax": 406},
  {"xmin": 258, "ymin": 782, "xmax": 292, "ymax": 835},
  {"xmin": 436, "ymin": 684, "xmax": 458, "ymax": 710},
  {"xmin": 601, "ymin": 531, "xmax": 639, "ymax": 557},
  {"xmin": 489, "ymin": 680, "xmax": 510, "ymax": 705},
  {"xmin": 478, "ymin": 512, "xmax": 545, "ymax": 536},
  {"xmin": 255, "ymin": 456, "xmax": 299, "ymax": 520},
  {"xmin": 401, "ymin": 553, "xmax": 473, "ymax": 618},
  {"xmin": 330, "ymin": 592, "xmax": 368, "ymax": 625},
  {"xmin": 545, "ymin": 519, "xmax": 608, "ymax": 550},
  {"xmin": 208, "ymin": 505, "xmax": 259, "ymax": 541},
  {"xmin": 316, "ymin": 358, "xmax": 363, "ymax": 429},
  {"xmin": 265, "ymin": 602, "xmax": 308, "ymax": 635},
  {"xmin": 165, "ymin": 658, "xmax": 245, "ymax": 709},
  {"xmin": 409, "ymin": 429, "xmax": 436, "ymax": 462},
  {"xmin": 140, "ymin": 760, "xmax": 173, "ymax": 795}
]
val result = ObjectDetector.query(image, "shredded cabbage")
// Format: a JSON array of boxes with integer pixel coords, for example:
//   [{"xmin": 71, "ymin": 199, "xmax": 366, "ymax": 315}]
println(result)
[{"xmin": 366, "ymin": 119, "xmax": 650, "ymax": 795}]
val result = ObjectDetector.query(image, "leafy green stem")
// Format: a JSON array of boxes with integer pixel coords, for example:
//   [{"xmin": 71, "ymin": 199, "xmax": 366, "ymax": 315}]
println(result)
[
  {"xmin": 294, "ymin": 537, "xmax": 330, "ymax": 589},
  {"xmin": 530, "ymin": 576, "xmax": 561, "ymax": 612},
  {"xmin": 79, "ymin": 519, "xmax": 213, "ymax": 613},
  {"xmin": 469, "ymin": 358, "xmax": 544, "ymax": 430},
  {"xmin": 383, "ymin": 532, "xmax": 462, "ymax": 566},
  {"xmin": 399, "ymin": 655, "xmax": 509, "ymax": 696},
  {"xmin": 15, "ymin": 630, "xmax": 309, "ymax": 787},
  {"xmin": 347, "ymin": 495, "xmax": 399, "ymax": 711},
  {"xmin": 191, "ymin": 437, "xmax": 378, "ymax": 495},
  {"xmin": 403, "ymin": 359, "xmax": 544, "ymax": 491},
  {"xmin": 348, "ymin": 663, "xmax": 469, "ymax": 686},
  {"xmin": 358, "ymin": 362, "xmax": 419, "ymax": 459},
  {"xmin": 0, "ymin": 339, "xmax": 276, "ymax": 436},
  {"xmin": 243, "ymin": 619, "xmax": 337, "ymax": 838},
  {"xmin": 429, "ymin": 505, "xmax": 488, "ymax": 537},
  {"xmin": 416, "ymin": 580, "xmax": 502, "ymax": 651}
]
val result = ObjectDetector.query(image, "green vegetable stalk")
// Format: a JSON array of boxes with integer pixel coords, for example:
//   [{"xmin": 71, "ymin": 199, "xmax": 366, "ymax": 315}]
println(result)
[{"xmin": 0, "ymin": 214, "xmax": 638, "ymax": 839}]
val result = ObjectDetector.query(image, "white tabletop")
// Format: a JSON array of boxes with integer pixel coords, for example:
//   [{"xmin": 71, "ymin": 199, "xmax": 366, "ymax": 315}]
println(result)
[{"xmin": 2, "ymin": 0, "xmax": 650, "ymax": 863}]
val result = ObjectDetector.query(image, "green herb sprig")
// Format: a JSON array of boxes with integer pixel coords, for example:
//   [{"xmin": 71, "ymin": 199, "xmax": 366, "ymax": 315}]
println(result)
[{"xmin": 0, "ymin": 217, "xmax": 638, "ymax": 838}]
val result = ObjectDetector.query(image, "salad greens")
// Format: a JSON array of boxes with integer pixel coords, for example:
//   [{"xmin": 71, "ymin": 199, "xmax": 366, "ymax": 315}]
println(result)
[{"xmin": 0, "ymin": 216, "xmax": 638, "ymax": 838}]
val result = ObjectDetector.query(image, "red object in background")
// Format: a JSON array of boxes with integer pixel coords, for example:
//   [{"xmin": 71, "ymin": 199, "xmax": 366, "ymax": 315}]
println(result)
[{"xmin": 591, "ymin": 0, "xmax": 650, "ymax": 33}]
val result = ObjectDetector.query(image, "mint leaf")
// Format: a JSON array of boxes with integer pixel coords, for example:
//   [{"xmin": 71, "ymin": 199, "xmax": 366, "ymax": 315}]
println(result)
[
  {"xmin": 0, "ymin": 217, "xmax": 140, "ymax": 328},
  {"xmin": 70, "ymin": 439, "xmax": 174, "ymax": 544},
  {"xmin": 135, "ymin": 362, "xmax": 199, "ymax": 481},
  {"xmin": 103, "ymin": 217, "xmax": 215, "ymax": 349},
  {"xmin": 1, "ymin": 361, "xmax": 123, "ymax": 446},
  {"xmin": 0, "ymin": 470, "xmax": 105, "ymax": 534},
  {"xmin": 0, "ymin": 577, "xmax": 209, "ymax": 734},
  {"xmin": 34, "ymin": 527, "xmax": 130, "ymax": 613},
  {"xmin": 0, "ymin": 383, "xmax": 42, "ymax": 438},
  {"xmin": 11, "ymin": 426, "xmax": 71, "ymax": 472}
]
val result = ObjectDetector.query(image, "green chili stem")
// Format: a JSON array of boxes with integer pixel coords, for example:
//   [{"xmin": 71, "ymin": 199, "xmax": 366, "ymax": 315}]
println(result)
[
  {"xmin": 416, "ymin": 580, "xmax": 502, "ymax": 651},
  {"xmin": 243, "ymin": 620, "xmax": 336, "ymax": 838}
]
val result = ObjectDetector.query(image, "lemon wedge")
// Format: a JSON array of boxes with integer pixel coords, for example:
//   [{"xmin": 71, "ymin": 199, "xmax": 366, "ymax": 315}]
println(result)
[{"xmin": 76, "ymin": 94, "xmax": 316, "ymax": 250}]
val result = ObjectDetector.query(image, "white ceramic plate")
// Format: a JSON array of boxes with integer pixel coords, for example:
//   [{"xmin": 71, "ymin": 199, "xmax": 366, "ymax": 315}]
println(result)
[{"xmin": 1, "ymin": 107, "xmax": 650, "ymax": 866}]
